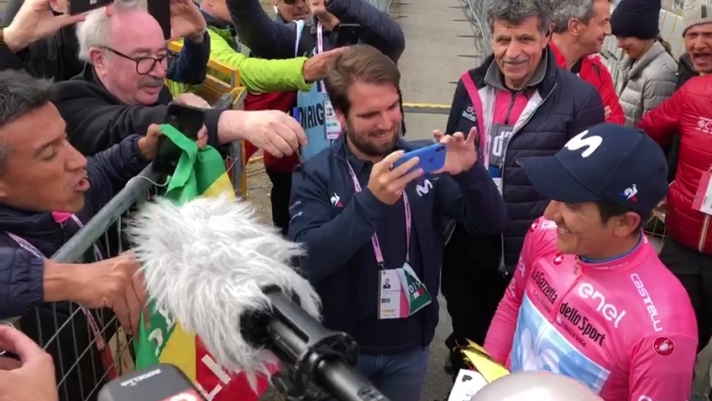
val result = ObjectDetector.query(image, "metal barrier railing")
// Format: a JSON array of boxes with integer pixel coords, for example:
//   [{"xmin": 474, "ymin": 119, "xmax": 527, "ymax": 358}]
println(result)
[
  {"xmin": 1, "ymin": 90, "xmax": 245, "ymax": 401},
  {"xmin": 3, "ymin": 165, "xmax": 159, "ymax": 401},
  {"xmin": 460, "ymin": 0, "xmax": 492, "ymax": 67}
]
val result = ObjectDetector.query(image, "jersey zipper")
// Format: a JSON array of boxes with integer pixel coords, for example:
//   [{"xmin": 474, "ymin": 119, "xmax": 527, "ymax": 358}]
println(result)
[
  {"xmin": 549, "ymin": 259, "xmax": 585, "ymax": 321},
  {"xmin": 498, "ymin": 83, "xmax": 558, "ymax": 275}
]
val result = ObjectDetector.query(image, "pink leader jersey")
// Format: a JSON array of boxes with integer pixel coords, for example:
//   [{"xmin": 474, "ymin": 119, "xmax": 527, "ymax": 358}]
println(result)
[{"xmin": 484, "ymin": 217, "xmax": 698, "ymax": 401}]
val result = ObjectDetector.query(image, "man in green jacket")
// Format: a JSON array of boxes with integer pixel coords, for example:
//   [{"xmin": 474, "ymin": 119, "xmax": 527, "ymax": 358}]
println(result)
[{"xmin": 170, "ymin": 0, "xmax": 344, "ymax": 94}]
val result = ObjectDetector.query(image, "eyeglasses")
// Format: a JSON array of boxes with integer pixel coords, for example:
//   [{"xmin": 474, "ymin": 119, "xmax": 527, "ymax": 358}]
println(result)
[{"xmin": 103, "ymin": 47, "xmax": 176, "ymax": 75}]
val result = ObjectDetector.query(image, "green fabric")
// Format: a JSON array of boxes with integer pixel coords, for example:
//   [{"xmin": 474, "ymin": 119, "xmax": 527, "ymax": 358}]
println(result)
[
  {"xmin": 159, "ymin": 124, "xmax": 227, "ymax": 204},
  {"xmin": 134, "ymin": 302, "xmax": 171, "ymax": 368},
  {"xmin": 135, "ymin": 124, "xmax": 225, "ymax": 369},
  {"xmin": 166, "ymin": 25, "xmax": 311, "ymax": 97},
  {"xmin": 135, "ymin": 123, "xmax": 230, "ymax": 368}
]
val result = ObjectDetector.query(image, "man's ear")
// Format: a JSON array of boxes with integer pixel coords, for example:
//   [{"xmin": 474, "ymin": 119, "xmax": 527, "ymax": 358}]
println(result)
[
  {"xmin": 568, "ymin": 18, "xmax": 583, "ymax": 36},
  {"xmin": 613, "ymin": 211, "xmax": 643, "ymax": 237},
  {"xmin": 89, "ymin": 48, "xmax": 107, "ymax": 71},
  {"xmin": 336, "ymin": 110, "xmax": 346, "ymax": 129}
]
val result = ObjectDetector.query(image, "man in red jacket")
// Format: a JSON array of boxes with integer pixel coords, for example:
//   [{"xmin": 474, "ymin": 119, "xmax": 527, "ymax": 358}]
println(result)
[
  {"xmin": 638, "ymin": 0, "xmax": 712, "ymax": 354},
  {"xmin": 549, "ymin": 0, "xmax": 625, "ymax": 124}
]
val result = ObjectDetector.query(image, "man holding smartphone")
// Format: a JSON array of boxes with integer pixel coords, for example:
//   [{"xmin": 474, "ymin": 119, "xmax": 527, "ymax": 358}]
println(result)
[{"xmin": 288, "ymin": 46, "xmax": 506, "ymax": 401}]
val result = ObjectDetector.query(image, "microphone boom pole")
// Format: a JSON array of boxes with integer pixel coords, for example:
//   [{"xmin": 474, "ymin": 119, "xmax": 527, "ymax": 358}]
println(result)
[
  {"xmin": 244, "ymin": 288, "xmax": 388, "ymax": 401},
  {"xmin": 126, "ymin": 196, "xmax": 391, "ymax": 401}
]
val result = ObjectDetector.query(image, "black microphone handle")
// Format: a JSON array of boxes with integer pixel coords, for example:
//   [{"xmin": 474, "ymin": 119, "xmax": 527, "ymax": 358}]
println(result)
[
  {"xmin": 315, "ymin": 359, "xmax": 389, "ymax": 401},
  {"xmin": 261, "ymin": 290, "xmax": 391, "ymax": 401}
]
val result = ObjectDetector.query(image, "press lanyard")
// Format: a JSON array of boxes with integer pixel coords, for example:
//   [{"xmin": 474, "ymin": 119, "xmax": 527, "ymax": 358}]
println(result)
[
  {"xmin": 6, "ymin": 215, "xmax": 106, "ymax": 351},
  {"xmin": 345, "ymin": 161, "xmax": 411, "ymax": 267},
  {"xmin": 316, "ymin": 22, "xmax": 326, "ymax": 94}
]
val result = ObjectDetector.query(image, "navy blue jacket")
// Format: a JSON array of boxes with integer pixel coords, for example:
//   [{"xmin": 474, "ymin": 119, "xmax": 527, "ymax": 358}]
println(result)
[
  {"xmin": 55, "ymin": 63, "xmax": 222, "ymax": 157},
  {"xmin": 227, "ymin": 0, "xmax": 405, "ymax": 62},
  {"xmin": 0, "ymin": 135, "xmax": 148, "ymax": 401},
  {"xmin": 0, "ymin": 135, "xmax": 148, "ymax": 318},
  {"xmin": 446, "ymin": 50, "xmax": 605, "ymax": 270},
  {"xmin": 288, "ymin": 139, "xmax": 506, "ymax": 354}
]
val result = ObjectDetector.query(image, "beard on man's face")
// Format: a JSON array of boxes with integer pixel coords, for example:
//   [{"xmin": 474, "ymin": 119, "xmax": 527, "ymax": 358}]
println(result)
[{"xmin": 345, "ymin": 120, "xmax": 399, "ymax": 157}]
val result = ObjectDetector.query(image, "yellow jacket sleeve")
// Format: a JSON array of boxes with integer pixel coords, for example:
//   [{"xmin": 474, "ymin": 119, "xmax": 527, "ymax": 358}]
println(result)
[{"xmin": 207, "ymin": 29, "xmax": 312, "ymax": 93}]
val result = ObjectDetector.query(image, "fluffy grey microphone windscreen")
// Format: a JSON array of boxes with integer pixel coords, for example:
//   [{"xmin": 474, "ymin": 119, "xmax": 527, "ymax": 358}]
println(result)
[{"xmin": 125, "ymin": 195, "xmax": 322, "ymax": 386}]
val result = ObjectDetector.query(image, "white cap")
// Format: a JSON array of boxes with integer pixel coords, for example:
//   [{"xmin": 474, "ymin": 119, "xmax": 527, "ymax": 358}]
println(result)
[{"xmin": 471, "ymin": 371, "xmax": 603, "ymax": 401}]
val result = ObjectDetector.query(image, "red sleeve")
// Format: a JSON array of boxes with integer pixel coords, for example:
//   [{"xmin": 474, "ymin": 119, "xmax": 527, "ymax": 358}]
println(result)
[
  {"xmin": 628, "ymin": 334, "xmax": 697, "ymax": 401},
  {"xmin": 244, "ymin": 142, "xmax": 259, "ymax": 161},
  {"xmin": 638, "ymin": 86, "xmax": 685, "ymax": 148},
  {"xmin": 594, "ymin": 60, "xmax": 625, "ymax": 124},
  {"xmin": 483, "ymin": 219, "xmax": 540, "ymax": 364}
]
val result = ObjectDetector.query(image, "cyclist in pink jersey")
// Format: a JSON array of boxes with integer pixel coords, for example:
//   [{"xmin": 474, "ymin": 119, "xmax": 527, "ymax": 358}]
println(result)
[{"xmin": 484, "ymin": 123, "xmax": 698, "ymax": 401}]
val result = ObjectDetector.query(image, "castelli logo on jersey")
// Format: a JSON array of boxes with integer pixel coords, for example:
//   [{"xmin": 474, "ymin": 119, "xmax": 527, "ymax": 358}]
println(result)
[
  {"xmin": 630, "ymin": 273, "xmax": 663, "ymax": 332},
  {"xmin": 653, "ymin": 337, "xmax": 675, "ymax": 357},
  {"xmin": 553, "ymin": 252, "xmax": 564, "ymax": 265}
]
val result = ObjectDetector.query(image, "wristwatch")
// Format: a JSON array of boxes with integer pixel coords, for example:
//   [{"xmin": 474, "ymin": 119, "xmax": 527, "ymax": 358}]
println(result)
[{"xmin": 0, "ymin": 28, "xmax": 5, "ymax": 45}]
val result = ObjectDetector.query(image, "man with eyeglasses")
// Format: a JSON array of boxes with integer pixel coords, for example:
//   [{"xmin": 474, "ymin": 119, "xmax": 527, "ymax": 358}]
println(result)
[{"xmin": 54, "ymin": 0, "xmax": 306, "ymax": 158}]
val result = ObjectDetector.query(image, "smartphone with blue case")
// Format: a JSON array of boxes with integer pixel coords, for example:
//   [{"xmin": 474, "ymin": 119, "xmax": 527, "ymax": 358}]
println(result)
[{"xmin": 393, "ymin": 143, "xmax": 446, "ymax": 174}]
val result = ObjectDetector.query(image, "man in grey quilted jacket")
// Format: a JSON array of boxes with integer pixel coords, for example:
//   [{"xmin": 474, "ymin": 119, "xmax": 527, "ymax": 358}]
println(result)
[{"xmin": 610, "ymin": 0, "xmax": 677, "ymax": 127}]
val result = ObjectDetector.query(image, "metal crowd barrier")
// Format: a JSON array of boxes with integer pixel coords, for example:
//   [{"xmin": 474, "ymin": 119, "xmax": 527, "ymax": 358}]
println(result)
[
  {"xmin": 0, "ymin": 90, "xmax": 246, "ymax": 401},
  {"xmin": 459, "ymin": 0, "xmax": 492, "ymax": 67},
  {"xmin": 1, "ymin": 166, "xmax": 159, "ymax": 401}
]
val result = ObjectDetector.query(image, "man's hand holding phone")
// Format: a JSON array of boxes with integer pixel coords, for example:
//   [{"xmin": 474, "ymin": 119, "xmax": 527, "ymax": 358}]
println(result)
[
  {"xmin": 307, "ymin": 0, "xmax": 328, "ymax": 17},
  {"xmin": 367, "ymin": 151, "xmax": 423, "ymax": 205},
  {"xmin": 138, "ymin": 124, "xmax": 208, "ymax": 161},
  {"xmin": 169, "ymin": 0, "xmax": 208, "ymax": 41},
  {"xmin": 3, "ymin": 0, "xmax": 86, "ymax": 52},
  {"xmin": 432, "ymin": 127, "xmax": 479, "ymax": 175}
]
